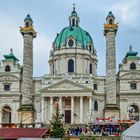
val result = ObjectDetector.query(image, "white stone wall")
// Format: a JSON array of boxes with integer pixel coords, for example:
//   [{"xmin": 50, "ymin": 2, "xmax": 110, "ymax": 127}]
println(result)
[
  {"xmin": 118, "ymin": 53, "xmax": 140, "ymax": 120},
  {"xmin": 0, "ymin": 97, "xmax": 20, "ymax": 124},
  {"xmin": 49, "ymin": 49, "xmax": 97, "ymax": 76},
  {"xmin": 0, "ymin": 60, "xmax": 21, "ymax": 73},
  {"xmin": 0, "ymin": 57, "xmax": 21, "ymax": 125}
]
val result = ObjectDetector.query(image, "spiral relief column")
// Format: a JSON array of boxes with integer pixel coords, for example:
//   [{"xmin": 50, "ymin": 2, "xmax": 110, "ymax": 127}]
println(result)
[
  {"xmin": 18, "ymin": 14, "xmax": 36, "ymax": 126},
  {"xmin": 104, "ymin": 11, "xmax": 119, "ymax": 120}
]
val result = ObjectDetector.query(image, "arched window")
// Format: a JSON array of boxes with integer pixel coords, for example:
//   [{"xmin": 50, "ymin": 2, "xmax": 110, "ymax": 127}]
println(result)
[
  {"xmin": 130, "ymin": 63, "xmax": 136, "ymax": 70},
  {"xmin": 90, "ymin": 63, "xmax": 92, "ymax": 74},
  {"xmin": 2, "ymin": 106, "xmax": 11, "ymax": 123},
  {"xmin": 72, "ymin": 19, "xmax": 75, "ymax": 26},
  {"xmin": 5, "ymin": 65, "xmax": 11, "ymax": 72},
  {"xmin": 128, "ymin": 105, "xmax": 139, "ymax": 121},
  {"xmin": 89, "ymin": 45, "xmax": 92, "ymax": 52},
  {"xmin": 94, "ymin": 101, "xmax": 98, "ymax": 111},
  {"xmin": 68, "ymin": 59, "xmax": 74, "ymax": 73},
  {"xmin": 109, "ymin": 19, "xmax": 113, "ymax": 24},
  {"xmin": 25, "ymin": 22, "xmax": 29, "ymax": 27},
  {"xmin": 76, "ymin": 20, "xmax": 78, "ymax": 26}
]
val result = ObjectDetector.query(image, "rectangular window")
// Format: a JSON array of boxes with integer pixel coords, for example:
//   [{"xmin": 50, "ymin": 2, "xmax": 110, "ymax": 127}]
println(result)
[
  {"xmin": 94, "ymin": 84, "xmax": 98, "ymax": 90},
  {"xmin": 94, "ymin": 101, "xmax": 98, "ymax": 111},
  {"xmin": 130, "ymin": 83, "xmax": 137, "ymax": 90},
  {"xmin": 4, "ymin": 85, "xmax": 10, "ymax": 91}
]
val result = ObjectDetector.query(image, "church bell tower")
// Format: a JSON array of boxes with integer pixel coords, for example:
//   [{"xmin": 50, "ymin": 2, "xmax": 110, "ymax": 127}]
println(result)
[
  {"xmin": 18, "ymin": 14, "xmax": 36, "ymax": 126},
  {"xmin": 104, "ymin": 11, "xmax": 119, "ymax": 120}
]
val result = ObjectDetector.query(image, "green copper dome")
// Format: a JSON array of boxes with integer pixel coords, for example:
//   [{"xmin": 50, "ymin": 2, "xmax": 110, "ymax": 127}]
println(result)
[
  {"xmin": 125, "ymin": 46, "xmax": 138, "ymax": 59},
  {"xmin": 53, "ymin": 26, "xmax": 93, "ymax": 48},
  {"xmin": 3, "ymin": 48, "xmax": 19, "ymax": 61},
  {"xmin": 52, "ymin": 6, "xmax": 96, "ymax": 54}
]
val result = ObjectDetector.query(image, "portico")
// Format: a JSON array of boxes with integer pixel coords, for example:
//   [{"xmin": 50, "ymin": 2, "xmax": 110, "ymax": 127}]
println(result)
[
  {"xmin": 40, "ymin": 95, "xmax": 92, "ymax": 124},
  {"xmin": 39, "ymin": 79, "xmax": 93, "ymax": 125}
]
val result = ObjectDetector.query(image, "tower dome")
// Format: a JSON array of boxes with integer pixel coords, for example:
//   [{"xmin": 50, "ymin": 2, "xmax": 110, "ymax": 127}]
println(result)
[
  {"xmin": 52, "ymin": 5, "xmax": 96, "ymax": 54},
  {"xmin": 49, "ymin": 5, "xmax": 97, "ymax": 76},
  {"xmin": 53, "ymin": 26, "xmax": 95, "ymax": 53}
]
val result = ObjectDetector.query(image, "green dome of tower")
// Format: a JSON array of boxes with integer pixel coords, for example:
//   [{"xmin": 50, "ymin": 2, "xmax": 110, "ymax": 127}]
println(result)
[
  {"xmin": 24, "ymin": 14, "xmax": 33, "ymax": 22},
  {"xmin": 52, "ymin": 5, "xmax": 96, "ymax": 54}
]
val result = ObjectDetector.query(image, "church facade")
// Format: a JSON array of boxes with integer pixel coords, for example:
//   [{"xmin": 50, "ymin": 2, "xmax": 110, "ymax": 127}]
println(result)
[{"xmin": 0, "ymin": 7, "xmax": 140, "ymax": 127}]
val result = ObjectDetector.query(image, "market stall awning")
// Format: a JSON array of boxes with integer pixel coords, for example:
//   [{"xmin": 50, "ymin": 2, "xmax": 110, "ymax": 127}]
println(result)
[{"xmin": 0, "ymin": 128, "xmax": 48, "ymax": 140}]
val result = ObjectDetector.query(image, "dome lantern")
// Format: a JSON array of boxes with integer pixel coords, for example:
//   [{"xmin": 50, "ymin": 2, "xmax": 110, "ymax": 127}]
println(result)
[
  {"xmin": 52, "ymin": 4, "xmax": 96, "ymax": 55},
  {"xmin": 24, "ymin": 14, "xmax": 33, "ymax": 27},
  {"xmin": 106, "ymin": 11, "xmax": 115, "ymax": 24},
  {"xmin": 69, "ymin": 3, "xmax": 80, "ymax": 26}
]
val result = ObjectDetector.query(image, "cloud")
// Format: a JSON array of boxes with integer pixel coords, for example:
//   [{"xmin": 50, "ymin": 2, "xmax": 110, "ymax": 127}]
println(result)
[
  {"xmin": 0, "ymin": 13, "xmax": 52, "ymax": 77},
  {"xmin": 33, "ymin": 34, "xmax": 52, "ymax": 76},
  {"xmin": 111, "ymin": 0, "xmax": 140, "ymax": 27},
  {"xmin": 0, "ymin": 16, "xmax": 22, "ymax": 61}
]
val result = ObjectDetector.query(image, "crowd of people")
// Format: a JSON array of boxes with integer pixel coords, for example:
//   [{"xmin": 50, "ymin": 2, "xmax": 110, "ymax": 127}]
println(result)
[
  {"xmin": 93, "ymin": 125, "xmax": 120, "ymax": 136},
  {"xmin": 66, "ymin": 125, "xmax": 121, "ymax": 136}
]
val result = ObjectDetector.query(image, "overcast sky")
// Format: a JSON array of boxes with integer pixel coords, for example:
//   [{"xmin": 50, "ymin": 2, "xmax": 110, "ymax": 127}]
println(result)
[{"xmin": 0, "ymin": 0, "xmax": 140, "ymax": 77}]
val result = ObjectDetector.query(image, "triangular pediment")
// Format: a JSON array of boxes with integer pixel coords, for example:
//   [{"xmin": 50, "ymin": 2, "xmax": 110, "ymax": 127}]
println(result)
[
  {"xmin": 120, "ymin": 72, "xmax": 140, "ymax": 79},
  {"xmin": 40, "ymin": 79, "xmax": 92, "ymax": 93},
  {"xmin": 0, "ymin": 74, "xmax": 19, "ymax": 82}
]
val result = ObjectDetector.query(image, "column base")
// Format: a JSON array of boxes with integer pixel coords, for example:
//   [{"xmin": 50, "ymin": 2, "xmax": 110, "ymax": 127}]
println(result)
[
  {"xmin": 104, "ymin": 104, "xmax": 120, "ymax": 120},
  {"xmin": 18, "ymin": 104, "xmax": 36, "ymax": 127}
]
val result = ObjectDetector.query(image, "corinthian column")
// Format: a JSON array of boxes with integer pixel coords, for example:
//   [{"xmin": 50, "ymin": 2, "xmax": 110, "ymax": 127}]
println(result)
[
  {"xmin": 41, "ymin": 97, "xmax": 44, "ymax": 123},
  {"xmin": 80, "ymin": 97, "xmax": 83, "ymax": 123},
  {"xmin": 59, "ymin": 97, "xmax": 62, "ymax": 114},
  {"xmin": 18, "ymin": 14, "xmax": 36, "ymax": 126},
  {"xmin": 71, "ymin": 97, "xmax": 74, "ymax": 123},
  {"xmin": 50, "ymin": 97, "xmax": 53, "ymax": 120}
]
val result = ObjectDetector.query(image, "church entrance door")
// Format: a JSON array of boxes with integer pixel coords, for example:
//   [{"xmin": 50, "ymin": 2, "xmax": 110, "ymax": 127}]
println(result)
[{"xmin": 65, "ymin": 110, "xmax": 71, "ymax": 123}]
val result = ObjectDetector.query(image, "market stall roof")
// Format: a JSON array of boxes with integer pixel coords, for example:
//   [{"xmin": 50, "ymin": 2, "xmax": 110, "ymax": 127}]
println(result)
[
  {"xmin": 94, "ymin": 117, "xmax": 119, "ymax": 125},
  {"xmin": 93, "ymin": 121, "xmax": 119, "ymax": 125},
  {"xmin": 0, "ymin": 128, "xmax": 48, "ymax": 139}
]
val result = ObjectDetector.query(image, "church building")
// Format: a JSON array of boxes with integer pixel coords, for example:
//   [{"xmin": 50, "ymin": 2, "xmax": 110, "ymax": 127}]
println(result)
[{"xmin": 0, "ymin": 6, "xmax": 140, "ymax": 127}]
